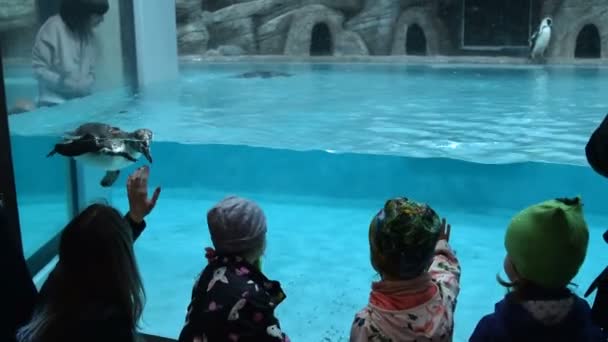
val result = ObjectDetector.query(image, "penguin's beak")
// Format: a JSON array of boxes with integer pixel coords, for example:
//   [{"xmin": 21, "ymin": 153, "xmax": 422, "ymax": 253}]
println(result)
[{"xmin": 142, "ymin": 147, "xmax": 153, "ymax": 164}]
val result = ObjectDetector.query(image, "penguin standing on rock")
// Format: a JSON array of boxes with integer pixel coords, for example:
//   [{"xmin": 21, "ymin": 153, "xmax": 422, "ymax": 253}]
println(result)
[{"xmin": 529, "ymin": 17, "xmax": 553, "ymax": 61}]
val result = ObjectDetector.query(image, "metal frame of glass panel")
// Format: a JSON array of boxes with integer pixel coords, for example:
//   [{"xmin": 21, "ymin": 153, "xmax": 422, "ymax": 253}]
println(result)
[
  {"xmin": 119, "ymin": 0, "xmax": 139, "ymax": 92},
  {"xmin": 460, "ymin": 0, "xmax": 535, "ymax": 50},
  {"xmin": 0, "ymin": 47, "xmax": 23, "ymax": 264}
]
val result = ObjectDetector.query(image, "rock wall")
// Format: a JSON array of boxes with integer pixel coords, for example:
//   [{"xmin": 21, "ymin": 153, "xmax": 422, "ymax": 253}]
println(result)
[
  {"xmin": 1, "ymin": 0, "xmax": 605, "ymax": 60},
  {"xmin": 345, "ymin": 0, "xmax": 400, "ymax": 55},
  {"xmin": 390, "ymin": 4, "xmax": 450, "ymax": 55},
  {"xmin": 0, "ymin": 0, "xmax": 36, "ymax": 32},
  {"xmin": 0, "ymin": 0, "xmax": 37, "ymax": 58},
  {"xmin": 176, "ymin": 0, "xmax": 451, "ymax": 56},
  {"xmin": 543, "ymin": 0, "xmax": 608, "ymax": 59},
  {"xmin": 177, "ymin": 0, "xmax": 608, "ymax": 59}
]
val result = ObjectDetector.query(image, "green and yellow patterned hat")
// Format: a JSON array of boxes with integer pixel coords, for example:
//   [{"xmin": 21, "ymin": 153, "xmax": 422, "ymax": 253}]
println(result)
[
  {"xmin": 369, "ymin": 197, "xmax": 442, "ymax": 279},
  {"xmin": 505, "ymin": 197, "xmax": 589, "ymax": 289}
]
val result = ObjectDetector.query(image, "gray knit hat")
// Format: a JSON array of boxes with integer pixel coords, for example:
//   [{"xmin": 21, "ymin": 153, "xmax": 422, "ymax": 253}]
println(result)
[{"xmin": 207, "ymin": 196, "xmax": 267, "ymax": 254}]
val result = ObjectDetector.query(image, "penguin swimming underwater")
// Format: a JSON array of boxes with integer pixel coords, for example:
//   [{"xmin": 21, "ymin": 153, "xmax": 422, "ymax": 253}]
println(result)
[
  {"xmin": 46, "ymin": 123, "xmax": 153, "ymax": 187},
  {"xmin": 530, "ymin": 17, "xmax": 553, "ymax": 60}
]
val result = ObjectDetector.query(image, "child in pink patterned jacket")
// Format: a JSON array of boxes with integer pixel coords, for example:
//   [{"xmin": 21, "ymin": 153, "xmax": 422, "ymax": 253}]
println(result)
[{"xmin": 350, "ymin": 197, "xmax": 461, "ymax": 342}]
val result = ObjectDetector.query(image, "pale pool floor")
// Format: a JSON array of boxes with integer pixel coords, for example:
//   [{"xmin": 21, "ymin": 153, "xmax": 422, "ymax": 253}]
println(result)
[{"xmin": 17, "ymin": 191, "xmax": 608, "ymax": 342}]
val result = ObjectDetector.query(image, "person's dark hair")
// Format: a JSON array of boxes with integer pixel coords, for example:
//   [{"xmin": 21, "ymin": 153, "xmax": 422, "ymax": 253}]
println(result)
[
  {"xmin": 59, "ymin": 0, "xmax": 109, "ymax": 40},
  {"xmin": 17, "ymin": 204, "xmax": 145, "ymax": 341},
  {"xmin": 497, "ymin": 274, "xmax": 575, "ymax": 302}
]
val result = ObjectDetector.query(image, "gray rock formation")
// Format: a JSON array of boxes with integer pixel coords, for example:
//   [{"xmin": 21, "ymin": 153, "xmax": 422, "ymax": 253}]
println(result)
[
  {"xmin": 280, "ymin": 5, "xmax": 368, "ymax": 56},
  {"xmin": 178, "ymin": 19, "xmax": 209, "ymax": 54},
  {"xmin": 258, "ymin": 0, "xmax": 363, "ymax": 23},
  {"xmin": 218, "ymin": 44, "xmax": 246, "ymax": 55},
  {"xmin": 178, "ymin": 0, "xmax": 369, "ymax": 56},
  {"xmin": 176, "ymin": 0, "xmax": 202, "ymax": 22},
  {"xmin": 202, "ymin": 0, "xmax": 283, "ymax": 54},
  {"xmin": 207, "ymin": 17, "xmax": 256, "ymax": 53},
  {"xmin": 255, "ymin": 0, "xmax": 363, "ymax": 54},
  {"xmin": 203, "ymin": 0, "xmax": 258, "ymax": 12},
  {"xmin": 206, "ymin": 0, "xmax": 282, "ymax": 24},
  {"xmin": 175, "ymin": 0, "xmax": 608, "ymax": 59},
  {"xmin": 546, "ymin": 0, "xmax": 608, "ymax": 59},
  {"xmin": 257, "ymin": 9, "xmax": 293, "ymax": 54},
  {"xmin": 390, "ymin": 5, "xmax": 449, "ymax": 55},
  {"xmin": 0, "ymin": 0, "xmax": 36, "ymax": 32},
  {"xmin": 345, "ymin": 0, "xmax": 401, "ymax": 55},
  {"xmin": 1, "ymin": 0, "xmax": 606, "ymax": 60},
  {"xmin": 204, "ymin": 0, "xmax": 363, "ymax": 16},
  {"xmin": 334, "ymin": 30, "xmax": 369, "ymax": 56},
  {"xmin": 176, "ymin": 0, "xmax": 208, "ymax": 54}
]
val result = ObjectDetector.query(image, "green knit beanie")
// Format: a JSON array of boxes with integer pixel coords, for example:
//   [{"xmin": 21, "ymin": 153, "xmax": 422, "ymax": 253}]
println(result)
[{"xmin": 505, "ymin": 197, "xmax": 589, "ymax": 289}]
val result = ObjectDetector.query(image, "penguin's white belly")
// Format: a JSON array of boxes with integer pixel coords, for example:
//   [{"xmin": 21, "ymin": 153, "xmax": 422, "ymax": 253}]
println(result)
[
  {"xmin": 533, "ymin": 32, "xmax": 551, "ymax": 56},
  {"xmin": 75, "ymin": 152, "xmax": 141, "ymax": 171}
]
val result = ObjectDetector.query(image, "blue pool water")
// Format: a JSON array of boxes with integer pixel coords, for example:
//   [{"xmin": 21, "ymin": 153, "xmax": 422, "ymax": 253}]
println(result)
[
  {"xmin": 7, "ymin": 62, "xmax": 608, "ymax": 164},
  {"xmin": 6, "ymin": 62, "xmax": 608, "ymax": 341}
]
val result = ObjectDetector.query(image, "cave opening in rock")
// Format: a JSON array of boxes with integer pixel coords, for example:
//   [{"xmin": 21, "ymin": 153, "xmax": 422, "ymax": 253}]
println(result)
[
  {"xmin": 406, "ymin": 24, "xmax": 427, "ymax": 55},
  {"xmin": 310, "ymin": 22, "xmax": 333, "ymax": 56},
  {"xmin": 575, "ymin": 24, "xmax": 601, "ymax": 59}
]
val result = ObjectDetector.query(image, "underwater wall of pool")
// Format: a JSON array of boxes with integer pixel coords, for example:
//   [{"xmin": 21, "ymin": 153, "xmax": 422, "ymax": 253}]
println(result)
[
  {"xmin": 9, "ymin": 132, "xmax": 608, "ymax": 342},
  {"xmin": 11, "ymin": 133, "xmax": 608, "ymax": 210}
]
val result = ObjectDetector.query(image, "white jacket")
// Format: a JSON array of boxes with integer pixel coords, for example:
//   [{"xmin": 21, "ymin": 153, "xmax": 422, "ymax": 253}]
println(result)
[{"xmin": 32, "ymin": 15, "xmax": 96, "ymax": 105}]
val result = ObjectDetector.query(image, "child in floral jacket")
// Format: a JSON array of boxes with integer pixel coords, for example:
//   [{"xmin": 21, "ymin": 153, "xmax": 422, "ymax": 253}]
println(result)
[{"xmin": 351, "ymin": 197, "xmax": 461, "ymax": 342}]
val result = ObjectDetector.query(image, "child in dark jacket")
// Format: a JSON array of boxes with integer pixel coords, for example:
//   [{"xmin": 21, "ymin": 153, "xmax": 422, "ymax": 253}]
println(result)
[
  {"xmin": 470, "ymin": 197, "xmax": 603, "ymax": 342},
  {"xmin": 178, "ymin": 196, "xmax": 289, "ymax": 342}
]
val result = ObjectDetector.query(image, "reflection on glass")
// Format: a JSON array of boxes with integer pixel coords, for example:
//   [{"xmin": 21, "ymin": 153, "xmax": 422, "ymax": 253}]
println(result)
[
  {"xmin": 32, "ymin": 0, "xmax": 109, "ymax": 108},
  {"xmin": 2, "ymin": 0, "xmax": 131, "ymax": 260}
]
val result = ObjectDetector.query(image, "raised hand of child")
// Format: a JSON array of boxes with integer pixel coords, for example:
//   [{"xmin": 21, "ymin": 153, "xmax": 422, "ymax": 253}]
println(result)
[
  {"xmin": 439, "ymin": 218, "xmax": 451, "ymax": 242},
  {"xmin": 127, "ymin": 165, "xmax": 161, "ymax": 223}
]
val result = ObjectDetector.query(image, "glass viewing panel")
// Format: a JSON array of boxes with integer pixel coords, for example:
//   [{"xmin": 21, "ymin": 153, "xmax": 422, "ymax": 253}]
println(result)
[
  {"xmin": 1, "ymin": 0, "xmax": 135, "ymax": 261},
  {"xmin": 2, "ymin": 1, "xmax": 608, "ymax": 341}
]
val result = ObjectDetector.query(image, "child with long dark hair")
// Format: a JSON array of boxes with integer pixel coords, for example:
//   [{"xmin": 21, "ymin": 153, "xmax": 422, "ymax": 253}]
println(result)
[
  {"xmin": 16, "ymin": 166, "xmax": 161, "ymax": 342},
  {"xmin": 32, "ymin": 0, "xmax": 109, "ymax": 106}
]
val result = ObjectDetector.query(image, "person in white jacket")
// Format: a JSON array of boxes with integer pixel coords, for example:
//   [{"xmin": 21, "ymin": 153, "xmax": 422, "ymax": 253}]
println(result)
[{"xmin": 32, "ymin": 0, "xmax": 109, "ymax": 107}]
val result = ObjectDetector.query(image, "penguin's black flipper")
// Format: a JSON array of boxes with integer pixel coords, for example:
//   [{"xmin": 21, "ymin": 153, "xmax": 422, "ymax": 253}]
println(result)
[
  {"xmin": 47, "ymin": 134, "xmax": 100, "ymax": 158},
  {"xmin": 100, "ymin": 170, "xmax": 120, "ymax": 187},
  {"xmin": 529, "ymin": 30, "xmax": 538, "ymax": 51}
]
